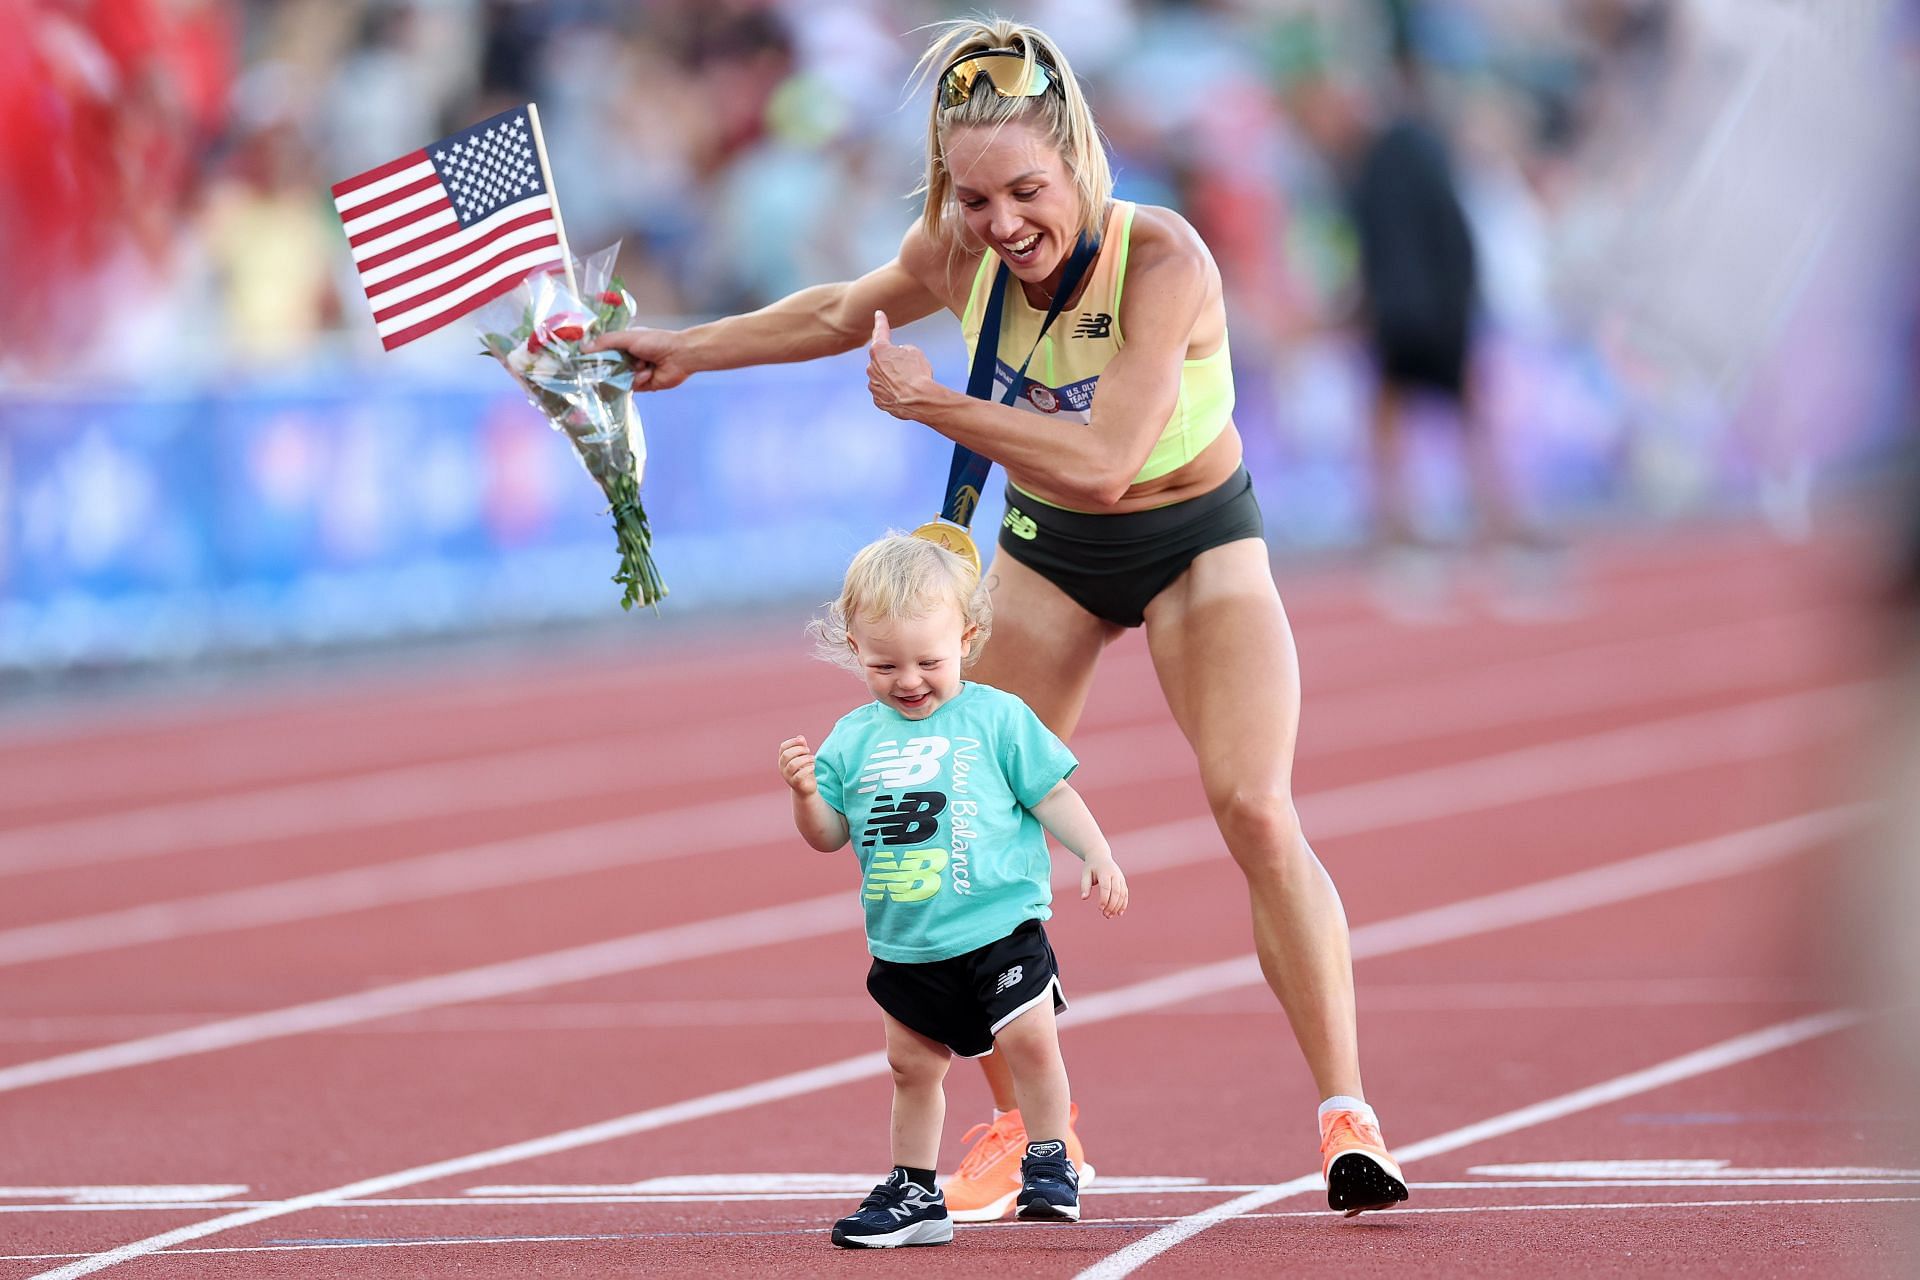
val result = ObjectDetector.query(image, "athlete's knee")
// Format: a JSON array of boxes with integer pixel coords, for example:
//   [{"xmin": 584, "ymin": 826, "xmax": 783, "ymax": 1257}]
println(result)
[{"xmin": 1210, "ymin": 787, "xmax": 1309, "ymax": 875}]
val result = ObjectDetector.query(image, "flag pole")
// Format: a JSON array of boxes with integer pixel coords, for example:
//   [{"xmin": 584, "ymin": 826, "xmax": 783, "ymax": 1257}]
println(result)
[{"xmin": 526, "ymin": 103, "xmax": 581, "ymax": 298}]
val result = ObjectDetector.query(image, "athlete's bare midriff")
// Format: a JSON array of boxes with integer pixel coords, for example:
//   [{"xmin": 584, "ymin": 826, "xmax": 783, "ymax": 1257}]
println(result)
[{"xmin": 1006, "ymin": 423, "xmax": 1244, "ymax": 515}]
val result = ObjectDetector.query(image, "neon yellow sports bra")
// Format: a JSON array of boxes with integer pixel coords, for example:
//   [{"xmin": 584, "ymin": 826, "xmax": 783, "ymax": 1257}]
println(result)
[{"xmin": 959, "ymin": 201, "xmax": 1234, "ymax": 490}]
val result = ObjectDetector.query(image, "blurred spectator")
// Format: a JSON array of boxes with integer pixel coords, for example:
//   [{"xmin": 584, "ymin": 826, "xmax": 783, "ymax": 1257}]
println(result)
[
  {"xmin": 0, "ymin": 0, "xmax": 234, "ymax": 375},
  {"xmin": 1289, "ymin": 44, "xmax": 1547, "ymax": 621},
  {"xmin": 200, "ymin": 69, "xmax": 340, "ymax": 366}
]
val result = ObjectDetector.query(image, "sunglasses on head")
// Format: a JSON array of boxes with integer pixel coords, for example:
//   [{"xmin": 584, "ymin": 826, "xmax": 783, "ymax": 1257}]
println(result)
[{"xmin": 937, "ymin": 48, "xmax": 1056, "ymax": 110}]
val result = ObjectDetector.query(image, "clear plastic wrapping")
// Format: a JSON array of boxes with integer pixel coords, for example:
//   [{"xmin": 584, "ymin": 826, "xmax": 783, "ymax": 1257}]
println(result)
[{"xmin": 476, "ymin": 243, "xmax": 664, "ymax": 610}]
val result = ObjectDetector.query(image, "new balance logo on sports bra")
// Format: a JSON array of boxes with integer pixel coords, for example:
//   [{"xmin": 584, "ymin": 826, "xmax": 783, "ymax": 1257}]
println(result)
[{"xmin": 1071, "ymin": 312, "xmax": 1112, "ymax": 338}]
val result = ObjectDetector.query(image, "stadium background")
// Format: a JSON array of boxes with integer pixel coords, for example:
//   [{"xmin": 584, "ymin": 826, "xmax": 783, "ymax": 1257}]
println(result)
[{"xmin": 1, "ymin": 0, "xmax": 1912, "ymax": 672}]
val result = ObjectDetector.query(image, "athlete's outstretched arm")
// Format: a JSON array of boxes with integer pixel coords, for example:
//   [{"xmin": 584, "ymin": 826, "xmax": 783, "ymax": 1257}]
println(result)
[
  {"xmin": 865, "ymin": 212, "xmax": 1211, "ymax": 508},
  {"xmin": 586, "ymin": 226, "xmax": 955, "ymax": 391}
]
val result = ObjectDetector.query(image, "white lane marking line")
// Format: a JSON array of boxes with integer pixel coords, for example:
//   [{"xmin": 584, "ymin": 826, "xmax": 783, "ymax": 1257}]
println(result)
[
  {"xmin": 0, "ymin": 1188, "xmax": 247, "ymax": 1204},
  {"xmin": 0, "ymin": 544, "xmax": 1635, "ymax": 769},
  {"xmin": 25, "ymin": 1055, "xmax": 894, "ymax": 1279},
  {"xmin": 0, "ymin": 598, "xmax": 1844, "ymax": 876},
  {"xmin": 10, "ymin": 1194, "xmax": 1913, "ymax": 1263},
  {"xmin": 0, "ymin": 681, "xmax": 1862, "ymax": 967},
  {"xmin": 1072, "ymin": 1010, "xmax": 1863, "ymax": 1280},
  {"xmin": 0, "ymin": 897, "xmax": 862, "ymax": 1094},
  {"xmin": 0, "ymin": 804, "xmax": 1861, "ymax": 1096},
  {"xmin": 0, "ymin": 977, "xmax": 1831, "ymax": 1043},
  {"xmin": 10, "ymin": 1233, "xmax": 633, "ymax": 1263},
  {"xmin": 0, "ymin": 732, "xmax": 787, "ymax": 879},
  {"xmin": 6, "ymin": 1180, "xmax": 1918, "ymax": 1215},
  {"xmin": 1225, "ymin": 1195, "xmax": 1920, "ymax": 1215},
  {"xmin": 22, "ymin": 810, "xmax": 1857, "ymax": 1277},
  {"xmin": 1303, "ymin": 608, "xmax": 1844, "ymax": 754},
  {"xmin": 1470, "ymin": 1161, "xmax": 1920, "ymax": 1179}
]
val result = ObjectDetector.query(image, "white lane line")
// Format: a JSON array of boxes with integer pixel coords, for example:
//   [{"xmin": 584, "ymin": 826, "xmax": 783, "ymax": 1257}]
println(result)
[
  {"xmin": 5, "ymin": 1182, "xmax": 1915, "ymax": 1216},
  {"xmin": 0, "ymin": 537, "xmax": 1815, "ymax": 821},
  {"xmin": 0, "ymin": 680, "xmax": 1862, "ymax": 967},
  {"xmin": 22, "ymin": 808, "xmax": 1859, "ymax": 1277},
  {"xmin": 13, "ymin": 1196, "xmax": 1915, "ymax": 1263},
  {"xmin": 0, "ymin": 791, "xmax": 1859, "ymax": 1097},
  {"xmin": 0, "ymin": 898, "xmax": 862, "ymax": 1094},
  {"xmin": 0, "ymin": 768, "xmax": 1860, "ymax": 1102},
  {"xmin": 1071, "ymin": 1010, "xmax": 1863, "ymax": 1280},
  {"xmin": 1470, "ymin": 1160, "xmax": 1920, "ymax": 1179},
  {"xmin": 0, "ymin": 598, "xmax": 1842, "ymax": 877},
  {"xmin": 0, "ymin": 723, "xmax": 795, "ymax": 879},
  {"xmin": 10, "ymin": 1197, "xmax": 1917, "ymax": 1263},
  {"xmin": 0, "ymin": 1187, "xmax": 247, "ymax": 1204},
  {"xmin": 0, "ymin": 977, "xmax": 1824, "ymax": 1043}
]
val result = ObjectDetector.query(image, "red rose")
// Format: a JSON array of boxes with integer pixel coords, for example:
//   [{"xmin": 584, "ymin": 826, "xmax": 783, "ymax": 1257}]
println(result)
[
  {"xmin": 600, "ymin": 291, "xmax": 623, "ymax": 305},
  {"xmin": 528, "ymin": 313, "xmax": 589, "ymax": 350}
]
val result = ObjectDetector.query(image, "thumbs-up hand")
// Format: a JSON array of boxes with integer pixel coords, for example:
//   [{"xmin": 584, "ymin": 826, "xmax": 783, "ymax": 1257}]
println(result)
[{"xmin": 866, "ymin": 309, "xmax": 933, "ymax": 421}]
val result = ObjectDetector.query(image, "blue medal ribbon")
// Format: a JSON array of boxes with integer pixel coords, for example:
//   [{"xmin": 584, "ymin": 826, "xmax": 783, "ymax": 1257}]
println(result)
[{"xmin": 939, "ymin": 232, "xmax": 1100, "ymax": 527}]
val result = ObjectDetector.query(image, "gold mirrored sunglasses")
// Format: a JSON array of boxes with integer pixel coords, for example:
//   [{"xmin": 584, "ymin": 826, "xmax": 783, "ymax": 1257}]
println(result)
[{"xmin": 937, "ymin": 49, "xmax": 1056, "ymax": 110}]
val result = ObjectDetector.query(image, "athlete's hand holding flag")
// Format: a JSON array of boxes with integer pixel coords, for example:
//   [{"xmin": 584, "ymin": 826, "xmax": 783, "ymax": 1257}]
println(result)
[{"xmin": 330, "ymin": 104, "xmax": 665, "ymax": 609}]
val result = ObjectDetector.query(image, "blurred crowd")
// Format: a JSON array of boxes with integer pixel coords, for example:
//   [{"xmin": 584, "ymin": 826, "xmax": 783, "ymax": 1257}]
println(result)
[
  {"xmin": 0, "ymin": 0, "xmax": 1913, "ymax": 534},
  {"xmin": 0, "ymin": 1, "xmax": 1853, "ymax": 368}
]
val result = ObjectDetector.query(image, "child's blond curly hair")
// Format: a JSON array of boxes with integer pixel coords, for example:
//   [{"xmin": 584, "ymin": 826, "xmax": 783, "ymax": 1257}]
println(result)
[{"xmin": 808, "ymin": 533, "xmax": 993, "ymax": 672}]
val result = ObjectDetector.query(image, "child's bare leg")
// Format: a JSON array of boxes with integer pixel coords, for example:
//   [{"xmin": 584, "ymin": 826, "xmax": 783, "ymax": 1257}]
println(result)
[
  {"xmin": 978, "ymin": 1047, "xmax": 1019, "ymax": 1111},
  {"xmin": 988, "ymin": 1000, "xmax": 1070, "ymax": 1144},
  {"xmin": 883, "ymin": 1013, "xmax": 951, "ymax": 1168}
]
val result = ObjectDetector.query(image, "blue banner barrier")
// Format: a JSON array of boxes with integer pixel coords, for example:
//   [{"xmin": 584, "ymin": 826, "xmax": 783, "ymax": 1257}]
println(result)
[{"xmin": 3, "ymin": 325, "xmax": 1830, "ymax": 670}]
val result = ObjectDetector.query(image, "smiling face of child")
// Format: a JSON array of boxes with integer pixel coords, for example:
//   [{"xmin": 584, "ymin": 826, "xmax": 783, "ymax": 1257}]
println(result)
[{"xmin": 847, "ymin": 600, "xmax": 975, "ymax": 719}]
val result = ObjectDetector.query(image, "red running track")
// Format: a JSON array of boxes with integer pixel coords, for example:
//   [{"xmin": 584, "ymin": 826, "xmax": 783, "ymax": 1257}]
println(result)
[{"xmin": 1, "ymin": 523, "xmax": 1915, "ymax": 1278}]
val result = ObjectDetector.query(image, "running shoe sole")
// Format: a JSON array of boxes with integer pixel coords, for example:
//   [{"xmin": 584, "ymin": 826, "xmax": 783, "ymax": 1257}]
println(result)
[
  {"xmin": 830, "ymin": 1217, "xmax": 955, "ymax": 1248},
  {"xmin": 1325, "ymin": 1151, "xmax": 1409, "ymax": 1216},
  {"xmin": 950, "ymin": 1162, "xmax": 1094, "ymax": 1223},
  {"xmin": 1016, "ymin": 1197, "xmax": 1082, "ymax": 1222}
]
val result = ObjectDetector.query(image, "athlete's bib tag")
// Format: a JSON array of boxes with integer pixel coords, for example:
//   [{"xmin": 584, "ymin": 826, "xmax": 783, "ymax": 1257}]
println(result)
[{"xmin": 911, "ymin": 519, "xmax": 981, "ymax": 576}]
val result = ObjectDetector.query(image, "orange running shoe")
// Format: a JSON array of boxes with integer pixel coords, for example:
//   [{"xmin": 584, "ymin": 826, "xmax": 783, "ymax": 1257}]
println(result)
[
  {"xmin": 1319, "ymin": 1108, "xmax": 1409, "ymax": 1216},
  {"xmin": 945, "ymin": 1103, "xmax": 1094, "ymax": 1222}
]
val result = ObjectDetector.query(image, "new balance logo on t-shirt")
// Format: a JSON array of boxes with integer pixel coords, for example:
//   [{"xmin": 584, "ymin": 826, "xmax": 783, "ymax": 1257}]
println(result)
[{"xmin": 1071, "ymin": 312, "xmax": 1112, "ymax": 338}]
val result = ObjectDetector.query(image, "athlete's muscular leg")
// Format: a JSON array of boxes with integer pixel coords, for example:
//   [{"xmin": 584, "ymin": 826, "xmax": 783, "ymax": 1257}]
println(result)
[
  {"xmin": 969, "ymin": 550, "xmax": 1122, "ymax": 737},
  {"xmin": 967, "ymin": 549, "xmax": 1122, "ymax": 1111},
  {"xmin": 1143, "ymin": 539, "xmax": 1365, "ymax": 1101}
]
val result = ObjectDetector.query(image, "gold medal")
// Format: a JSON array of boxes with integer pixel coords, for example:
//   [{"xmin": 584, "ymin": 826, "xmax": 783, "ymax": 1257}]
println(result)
[{"xmin": 911, "ymin": 519, "xmax": 981, "ymax": 576}]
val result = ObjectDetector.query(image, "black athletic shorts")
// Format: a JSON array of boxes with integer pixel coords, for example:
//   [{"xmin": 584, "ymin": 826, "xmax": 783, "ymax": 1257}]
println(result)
[
  {"xmin": 866, "ymin": 919, "xmax": 1066, "ymax": 1058},
  {"xmin": 996, "ymin": 465, "xmax": 1265, "ymax": 628}
]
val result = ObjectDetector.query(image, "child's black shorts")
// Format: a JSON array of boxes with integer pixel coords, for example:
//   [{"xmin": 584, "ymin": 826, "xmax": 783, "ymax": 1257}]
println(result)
[{"xmin": 866, "ymin": 919, "xmax": 1067, "ymax": 1058}]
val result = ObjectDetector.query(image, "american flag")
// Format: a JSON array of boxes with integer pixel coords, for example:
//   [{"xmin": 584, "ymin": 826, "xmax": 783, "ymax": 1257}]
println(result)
[{"xmin": 331, "ymin": 105, "xmax": 566, "ymax": 351}]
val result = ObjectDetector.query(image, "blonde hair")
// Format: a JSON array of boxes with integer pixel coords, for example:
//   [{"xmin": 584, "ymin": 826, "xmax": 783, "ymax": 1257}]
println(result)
[
  {"xmin": 808, "ymin": 534, "xmax": 993, "ymax": 672},
  {"xmin": 913, "ymin": 17, "xmax": 1112, "ymax": 249}
]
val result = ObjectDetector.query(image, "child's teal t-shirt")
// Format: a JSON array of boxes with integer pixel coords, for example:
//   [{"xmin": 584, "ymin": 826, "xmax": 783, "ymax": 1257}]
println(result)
[{"xmin": 813, "ymin": 682, "xmax": 1078, "ymax": 964}]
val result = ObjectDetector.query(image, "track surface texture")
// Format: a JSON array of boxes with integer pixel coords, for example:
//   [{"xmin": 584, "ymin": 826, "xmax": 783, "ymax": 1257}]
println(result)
[{"xmin": 3, "ymin": 523, "xmax": 1916, "ymax": 1278}]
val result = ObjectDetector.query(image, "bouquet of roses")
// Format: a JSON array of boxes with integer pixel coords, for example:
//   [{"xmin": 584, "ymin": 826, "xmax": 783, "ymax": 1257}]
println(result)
[{"xmin": 476, "ymin": 243, "xmax": 665, "ymax": 610}]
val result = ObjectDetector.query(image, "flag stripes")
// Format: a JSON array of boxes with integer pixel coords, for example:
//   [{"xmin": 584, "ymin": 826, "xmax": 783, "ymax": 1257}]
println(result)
[{"xmin": 330, "ymin": 106, "xmax": 565, "ymax": 351}]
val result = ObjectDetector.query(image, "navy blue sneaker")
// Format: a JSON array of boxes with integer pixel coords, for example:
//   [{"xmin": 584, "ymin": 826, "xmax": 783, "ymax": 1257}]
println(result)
[
  {"xmin": 830, "ymin": 1168, "xmax": 953, "ymax": 1248},
  {"xmin": 1016, "ymin": 1140, "xmax": 1080, "ymax": 1222}
]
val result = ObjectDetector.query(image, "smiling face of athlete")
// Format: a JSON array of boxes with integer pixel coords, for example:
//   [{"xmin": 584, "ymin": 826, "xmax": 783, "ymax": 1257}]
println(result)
[
  {"xmin": 944, "ymin": 119, "xmax": 1087, "ymax": 302},
  {"xmin": 847, "ymin": 600, "xmax": 976, "ymax": 720}
]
